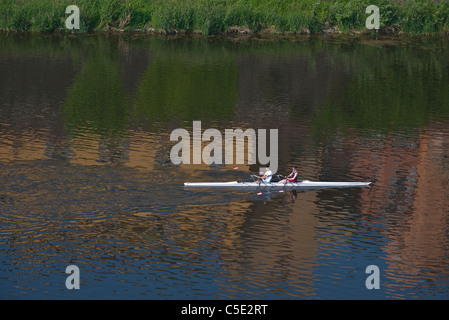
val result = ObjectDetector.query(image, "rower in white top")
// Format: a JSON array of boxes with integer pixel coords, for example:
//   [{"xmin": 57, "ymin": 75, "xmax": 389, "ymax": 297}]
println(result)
[{"xmin": 256, "ymin": 167, "xmax": 273, "ymax": 184}]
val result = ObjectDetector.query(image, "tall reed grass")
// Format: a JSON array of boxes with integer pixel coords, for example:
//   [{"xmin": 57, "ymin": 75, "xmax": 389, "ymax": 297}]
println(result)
[{"xmin": 1, "ymin": 0, "xmax": 448, "ymax": 35}]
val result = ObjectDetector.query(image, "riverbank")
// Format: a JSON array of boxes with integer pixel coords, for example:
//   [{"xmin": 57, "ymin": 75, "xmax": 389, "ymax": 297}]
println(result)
[{"xmin": 1, "ymin": 0, "xmax": 449, "ymax": 36}]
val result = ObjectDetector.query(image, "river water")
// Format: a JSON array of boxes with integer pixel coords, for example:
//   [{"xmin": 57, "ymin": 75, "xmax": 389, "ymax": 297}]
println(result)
[{"xmin": 0, "ymin": 33, "xmax": 448, "ymax": 300}]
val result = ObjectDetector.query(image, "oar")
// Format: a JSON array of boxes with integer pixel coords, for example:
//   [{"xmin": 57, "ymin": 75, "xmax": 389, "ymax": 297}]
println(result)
[
  {"xmin": 252, "ymin": 172, "xmax": 268, "ymax": 186},
  {"xmin": 277, "ymin": 174, "xmax": 287, "ymax": 186},
  {"xmin": 283, "ymin": 175, "xmax": 288, "ymax": 187},
  {"xmin": 281, "ymin": 174, "xmax": 296, "ymax": 188}
]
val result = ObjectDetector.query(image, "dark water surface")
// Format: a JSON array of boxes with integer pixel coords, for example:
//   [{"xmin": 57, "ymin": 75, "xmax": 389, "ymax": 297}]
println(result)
[{"xmin": 1, "ymin": 33, "xmax": 448, "ymax": 300}]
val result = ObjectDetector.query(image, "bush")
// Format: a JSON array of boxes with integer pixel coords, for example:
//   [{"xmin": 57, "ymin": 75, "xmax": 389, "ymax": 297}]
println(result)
[
  {"xmin": 224, "ymin": 1, "xmax": 263, "ymax": 32},
  {"xmin": 128, "ymin": 0, "xmax": 153, "ymax": 29},
  {"xmin": 31, "ymin": 1, "xmax": 66, "ymax": 32},
  {"xmin": 194, "ymin": 0, "xmax": 227, "ymax": 35},
  {"xmin": 10, "ymin": 4, "xmax": 33, "ymax": 32},
  {"xmin": 1, "ymin": 0, "xmax": 449, "ymax": 35},
  {"xmin": 399, "ymin": 0, "xmax": 449, "ymax": 34},
  {"xmin": 151, "ymin": 0, "xmax": 195, "ymax": 33},
  {"xmin": 99, "ymin": 0, "xmax": 124, "ymax": 28},
  {"xmin": 328, "ymin": 0, "xmax": 371, "ymax": 31},
  {"xmin": 76, "ymin": 0, "xmax": 101, "ymax": 33}
]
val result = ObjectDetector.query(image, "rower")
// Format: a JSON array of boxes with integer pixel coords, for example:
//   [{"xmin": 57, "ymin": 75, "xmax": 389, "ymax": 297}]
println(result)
[
  {"xmin": 256, "ymin": 167, "xmax": 273, "ymax": 184},
  {"xmin": 279, "ymin": 166, "xmax": 298, "ymax": 184}
]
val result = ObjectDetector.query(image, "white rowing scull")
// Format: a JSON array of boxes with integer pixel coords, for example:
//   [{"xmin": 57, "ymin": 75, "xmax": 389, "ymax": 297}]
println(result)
[{"xmin": 184, "ymin": 180, "xmax": 372, "ymax": 190}]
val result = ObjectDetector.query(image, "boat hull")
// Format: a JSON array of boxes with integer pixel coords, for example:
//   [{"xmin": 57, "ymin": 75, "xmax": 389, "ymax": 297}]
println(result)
[{"xmin": 184, "ymin": 180, "xmax": 372, "ymax": 190}]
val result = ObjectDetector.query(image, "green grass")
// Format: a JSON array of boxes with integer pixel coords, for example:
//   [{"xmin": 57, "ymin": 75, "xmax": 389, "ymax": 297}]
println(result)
[{"xmin": 1, "ymin": 0, "xmax": 449, "ymax": 35}]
